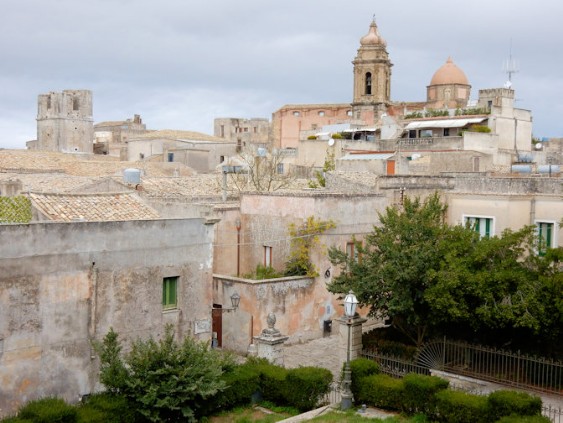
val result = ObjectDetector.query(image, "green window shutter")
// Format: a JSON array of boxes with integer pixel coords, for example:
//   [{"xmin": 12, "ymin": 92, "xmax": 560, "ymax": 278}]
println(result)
[
  {"xmin": 484, "ymin": 218, "xmax": 491, "ymax": 238},
  {"xmin": 163, "ymin": 277, "xmax": 178, "ymax": 309}
]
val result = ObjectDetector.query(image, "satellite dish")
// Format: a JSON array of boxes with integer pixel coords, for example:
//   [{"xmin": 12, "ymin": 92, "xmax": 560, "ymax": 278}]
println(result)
[
  {"xmin": 535, "ymin": 143, "xmax": 543, "ymax": 150},
  {"xmin": 328, "ymin": 138, "xmax": 335, "ymax": 147}
]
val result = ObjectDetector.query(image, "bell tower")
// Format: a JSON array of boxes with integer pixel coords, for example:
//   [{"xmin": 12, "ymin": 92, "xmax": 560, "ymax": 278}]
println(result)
[{"xmin": 352, "ymin": 20, "xmax": 392, "ymax": 123}]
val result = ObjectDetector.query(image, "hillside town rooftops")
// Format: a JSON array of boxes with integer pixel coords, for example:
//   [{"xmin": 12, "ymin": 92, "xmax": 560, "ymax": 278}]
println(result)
[
  {"xmin": 129, "ymin": 129, "xmax": 226, "ymax": 142},
  {"xmin": 29, "ymin": 192, "xmax": 159, "ymax": 222}
]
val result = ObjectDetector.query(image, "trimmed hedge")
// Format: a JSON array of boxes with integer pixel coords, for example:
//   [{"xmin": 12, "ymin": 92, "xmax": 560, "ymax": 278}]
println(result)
[
  {"xmin": 435, "ymin": 389, "xmax": 489, "ymax": 423},
  {"xmin": 349, "ymin": 358, "xmax": 380, "ymax": 401},
  {"xmin": 255, "ymin": 362, "xmax": 288, "ymax": 404},
  {"xmin": 358, "ymin": 374, "xmax": 404, "ymax": 410},
  {"xmin": 77, "ymin": 393, "xmax": 135, "ymax": 423},
  {"xmin": 283, "ymin": 367, "xmax": 333, "ymax": 411},
  {"xmin": 219, "ymin": 363, "xmax": 261, "ymax": 409},
  {"xmin": 402, "ymin": 373, "xmax": 449, "ymax": 414},
  {"xmin": 496, "ymin": 416, "xmax": 551, "ymax": 423},
  {"xmin": 18, "ymin": 397, "xmax": 78, "ymax": 423},
  {"xmin": 488, "ymin": 390, "xmax": 543, "ymax": 421}
]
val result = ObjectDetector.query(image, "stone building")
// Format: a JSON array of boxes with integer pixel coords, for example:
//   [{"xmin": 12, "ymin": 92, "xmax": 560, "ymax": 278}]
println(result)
[
  {"xmin": 94, "ymin": 114, "xmax": 148, "ymax": 158},
  {"xmin": 214, "ymin": 117, "xmax": 271, "ymax": 148},
  {"xmin": 34, "ymin": 90, "xmax": 94, "ymax": 153}
]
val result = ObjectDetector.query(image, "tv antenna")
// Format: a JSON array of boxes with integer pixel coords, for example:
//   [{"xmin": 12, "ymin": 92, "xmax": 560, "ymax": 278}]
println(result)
[{"xmin": 503, "ymin": 39, "xmax": 519, "ymax": 88}]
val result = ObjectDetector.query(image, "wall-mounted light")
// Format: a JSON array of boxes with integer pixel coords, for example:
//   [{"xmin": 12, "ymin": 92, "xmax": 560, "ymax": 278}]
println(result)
[{"xmin": 213, "ymin": 291, "xmax": 240, "ymax": 312}]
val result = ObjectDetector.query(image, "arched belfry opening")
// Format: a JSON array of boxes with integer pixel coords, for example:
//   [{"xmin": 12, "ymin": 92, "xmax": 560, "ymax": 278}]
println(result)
[{"xmin": 365, "ymin": 72, "xmax": 372, "ymax": 95}]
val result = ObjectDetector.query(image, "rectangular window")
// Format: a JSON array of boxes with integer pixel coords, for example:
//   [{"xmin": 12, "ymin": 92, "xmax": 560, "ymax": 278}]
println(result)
[
  {"xmin": 443, "ymin": 128, "xmax": 450, "ymax": 137},
  {"xmin": 537, "ymin": 222, "xmax": 554, "ymax": 256},
  {"xmin": 277, "ymin": 163, "xmax": 284, "ymax": 174},
  {"xmin": 162, "ymin": 276, "xmax": 178, "ymax": 310},
  {"xmin": 264, "ymin": 246, "xmax": 273, "ymax": 267},
  {"xmin": 253, "ymin": 127, "xmax": 257, "ymax": 133},
  {"xmin": 167, "ymin": 152, "xmax": 174, "ymax": 162},
  {"xmin": 346, "ymin": 241, "xmax": 362, "ymax": 263},
  {"xmin": 420, "ymin": 129, "xmax": 433, "ymax": 138},
  {"xmin": 464, "ymin": 216, "xmax": 493, "ymax": 238}
]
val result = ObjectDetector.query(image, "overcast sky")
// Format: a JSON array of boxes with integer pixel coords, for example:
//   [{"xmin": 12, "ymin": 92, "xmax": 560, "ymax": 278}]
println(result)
[{"xmin": 1, "ymin": 0, "xmax": 562, "ymax": 149}]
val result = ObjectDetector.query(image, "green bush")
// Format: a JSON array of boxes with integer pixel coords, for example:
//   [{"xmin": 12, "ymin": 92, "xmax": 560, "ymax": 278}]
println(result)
[
  {"xmin": 78, "ymin": 393, "xmax": 136, "ymax": 423},
  {"xmin": 283, "ymin": 367, "xmax": 332, "ymax": 411},
  {"xmin": 0, "ymin": 417, "xmax": 33, "ymax": 423},
  {"xmin": 496, "ymin": 416, "xmax": 551, "ymax": 423},
  {"xmin": 487, "ymin": 390, "xmax": 543, "ymax": 421},
  {"xmin": 349, "ymin": 358, "xmax": 379, "ymax": 400},
  {"xmin": 307, "ymin": 135, "xmax": 317, "ymax": 140},
  {"xmin": 331, "ymin": 133, "xmax": 343, "ymax": 139},
  {"xmin": 219, "ymin": 364, "xmax": 261, "ymax": 409},
  {"xmin": 254, "ymin": 361, "xmax": 288, "ymax": 404},
  {"xmin": 434, "ymin": 389, "xmax": 488, "ymax": 423},
  {"xmin": 358, "ymin": 374, "xmax": 404, "ymax": 410},
  {"xmin": 18, "ymin": 397, "xmax": 78, "ymax": 423},
  {"xmin": 402, "ymin": 373, "xmax": 449, "ymax": 414}
]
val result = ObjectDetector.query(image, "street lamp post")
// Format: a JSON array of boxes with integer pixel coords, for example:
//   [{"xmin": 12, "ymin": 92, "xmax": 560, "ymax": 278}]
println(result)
[{"xmin": 341, "ymin": 290, "xmax": 358, "ymax": 410}]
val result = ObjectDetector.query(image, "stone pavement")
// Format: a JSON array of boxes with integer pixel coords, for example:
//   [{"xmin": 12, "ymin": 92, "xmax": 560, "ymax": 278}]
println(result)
[{"xmin": 283, "ymin": 334, "xmax": 342, "ymax": 381}]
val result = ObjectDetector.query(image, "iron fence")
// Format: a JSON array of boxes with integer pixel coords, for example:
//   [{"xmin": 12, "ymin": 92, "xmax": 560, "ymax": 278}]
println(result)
[
  {"xmin": 418, "ymin": 338, "xmax": 563, "ymax": 396},
  {"xmin": 543, "ymin": 404, "xmax": 563, "ymax": 423},
  {"xmin": 362, "ymin": 349, "xmax": 430, "ymax": 378}
]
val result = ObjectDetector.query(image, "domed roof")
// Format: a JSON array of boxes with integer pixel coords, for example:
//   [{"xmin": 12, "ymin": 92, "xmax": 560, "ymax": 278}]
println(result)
[
  {"xmin": 430, "ymin": 57, "xmax": 469, "ymax": 85},
  {"xmin": 360, "ymin": 20, "xmax": 387, "ymax": 47}
]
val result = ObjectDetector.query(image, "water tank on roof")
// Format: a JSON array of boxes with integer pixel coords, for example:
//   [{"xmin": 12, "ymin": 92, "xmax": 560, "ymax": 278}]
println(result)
[
  {"xmin": 538, "ymin": 165, "xmax": 560, "ymax": 174},
  {"xmin": 511, "ymin": 164, "xmax": 532, "ymax": 174},
  {"xmin": 123, "ymin": 168, "xmax": 141, "ymax": 184}
]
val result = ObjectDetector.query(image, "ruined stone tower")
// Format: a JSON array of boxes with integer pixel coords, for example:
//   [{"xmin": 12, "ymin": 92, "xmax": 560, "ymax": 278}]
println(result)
[{"xmin": 37, "ymin": 90, "xmax": 93, "ymax": 153}]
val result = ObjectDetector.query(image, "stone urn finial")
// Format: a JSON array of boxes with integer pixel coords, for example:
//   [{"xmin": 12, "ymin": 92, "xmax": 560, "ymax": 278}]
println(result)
[{"xmin": 267, "ymin": 312, "xmax": 276, "ymax": 329}]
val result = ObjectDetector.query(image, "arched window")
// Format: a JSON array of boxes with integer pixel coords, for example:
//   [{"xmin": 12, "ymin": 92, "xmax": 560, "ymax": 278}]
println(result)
[
  {"xmin": 365, "ymin": 72, "xmax": 372, "ymax": 95},
  {"xmin": 73, "ymin": 97, "xmax": 80, "ymax": 111}
]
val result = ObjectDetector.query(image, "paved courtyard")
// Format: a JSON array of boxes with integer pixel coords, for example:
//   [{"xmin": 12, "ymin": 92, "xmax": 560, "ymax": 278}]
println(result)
[{"xmin": 283, "ymin": 334, "xmax": 342, "ymax": 380}]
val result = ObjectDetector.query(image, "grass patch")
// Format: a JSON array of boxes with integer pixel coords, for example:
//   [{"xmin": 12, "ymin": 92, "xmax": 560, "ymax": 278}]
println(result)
[{"xmin": 204, "ymin": 402, "xmax": 298, "ymax": 423}]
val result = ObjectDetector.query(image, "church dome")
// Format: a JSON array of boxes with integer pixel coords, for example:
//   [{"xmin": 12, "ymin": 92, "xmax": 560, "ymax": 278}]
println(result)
[
  {"xmin": 360, "ymin": 20, "xmax": 387, "ymax": 47},
  {"xmin": 430, "ymin": 57, "xmax": 469, "ymax": 85}
]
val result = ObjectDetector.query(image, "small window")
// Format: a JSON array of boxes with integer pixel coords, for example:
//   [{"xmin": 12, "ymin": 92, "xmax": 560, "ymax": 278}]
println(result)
[
  {"xmin": 73, "ymin": 97, "xmax": 79, "ymax": 111},
  {"xmin": 253, "ymin": 127, "xmax": 257, "ymax": 133},
  {"xmin": 220, "ymin": 155, "xmax": 225, "ymax": 164},
  {"xmin": 347, "ymin": 110, "xmax": 353, "ymax": 117},
  {"xmin": 264, "ymin": 246, "xmax": 273, "ymax": 267},
  {"xmin": 293, "ymin": 111, "xmax": 301, "ymax": 117},
  {"xmin": 220, "ymin": 125, "xmax": 225, "ymax": 138},
  {"xmin": 277, "ymin": 163, "xmax": 284, "ymax": 174},
  {"xmin": 168, "ymin": 152, "xmax": 174, "ymax": 162},
  {"xmin": 420, "ymin": 129, "xmax": 433, "ymax": 138},
  {"xmin": 47, "ymin": 97, "xmax": 51, "ymax": 109},
  {"xmin": 464, "ymin": 216, "xmax": 493, "ymax": 238},
  {"xmin": 443, "ymin": 128, "xmax": 450, "ymax": 137},
  {"xmin": 318, "ymin": 111, "xmax": 325, "ymax": 117},
  {"xmin": 162, "ymin": 276, "xmax": 178, "ymax": 310},
  {"xmin": 244, "ymin": 127, "xmax": 249, "ymax": 132},
  {"xmin": 537, "ymin": 222, "xmax": 555, "ymax": 256}
]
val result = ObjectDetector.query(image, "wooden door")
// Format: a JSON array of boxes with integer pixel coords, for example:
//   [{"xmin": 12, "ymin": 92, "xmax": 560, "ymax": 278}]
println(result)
[{"xmin": 212, "ymin": 304, "xmax": 222, "ymax": 347}]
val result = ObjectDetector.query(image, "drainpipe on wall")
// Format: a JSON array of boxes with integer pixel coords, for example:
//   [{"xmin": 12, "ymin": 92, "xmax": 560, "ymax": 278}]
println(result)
[
  {"xmin": 530, "ymin": 198, "xmax": 536, "ymax": 225},
  {"xmin": 89, "ymin": 262, "xmax": 98, "ymax": 358}
]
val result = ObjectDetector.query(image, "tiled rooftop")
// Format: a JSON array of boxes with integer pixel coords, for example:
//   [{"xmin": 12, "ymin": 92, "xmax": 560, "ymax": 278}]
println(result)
[
  {"xmin": 30, "ymin": 192, "xmax": 159, "ymax": 222},
  {"xmin": 0, "ymin": 150, "xmax": 194, "ymax": 177},
  {"xmin": 129, "ymin": 129, "xmax": 227, "ymax": 143}
]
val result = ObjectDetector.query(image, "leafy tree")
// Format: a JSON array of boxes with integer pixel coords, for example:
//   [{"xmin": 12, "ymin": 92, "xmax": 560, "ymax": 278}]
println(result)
[
  {"xmin": 328, "ymin": 193, "xmax": 563, "ymax": 349},
  {"xmin": 95, "ymin": 325, "xmax": 233, "ymax": 422},
  {"xmin": 329, "ymin": 193, "xmax": 448, "ymax": 346}
]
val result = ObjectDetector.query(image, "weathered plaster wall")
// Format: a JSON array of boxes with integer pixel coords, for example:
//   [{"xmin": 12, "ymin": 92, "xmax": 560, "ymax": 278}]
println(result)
[{"xmin": 0, "ymin": 218, "xmax": 215, "ymax": 416}]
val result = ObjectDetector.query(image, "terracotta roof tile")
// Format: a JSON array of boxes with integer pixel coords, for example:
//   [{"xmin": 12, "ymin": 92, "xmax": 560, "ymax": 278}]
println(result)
[{"xmin": 29, "ymin": 192, "xmax": 160, "ymax": 222}]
